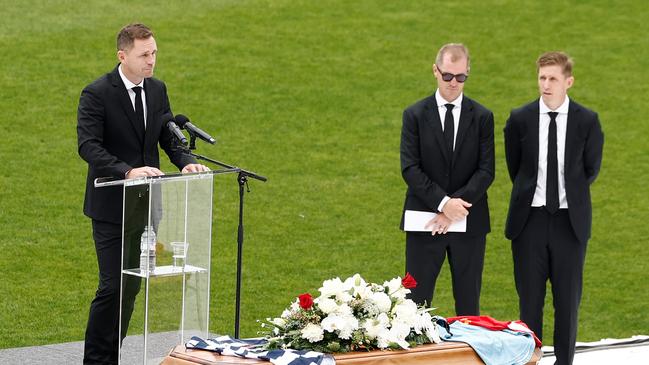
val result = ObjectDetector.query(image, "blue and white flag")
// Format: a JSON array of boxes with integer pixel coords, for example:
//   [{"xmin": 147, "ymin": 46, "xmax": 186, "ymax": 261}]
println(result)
[{"xmin": 186, "ymin": 335, "xmax": 335, "ymax": 365}]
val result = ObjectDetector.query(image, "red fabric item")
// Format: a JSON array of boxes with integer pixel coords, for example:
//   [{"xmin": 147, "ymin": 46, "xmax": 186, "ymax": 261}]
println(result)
[{"xmin": 447, "ymin": 315, "xmax": 542, "ymax": 347}]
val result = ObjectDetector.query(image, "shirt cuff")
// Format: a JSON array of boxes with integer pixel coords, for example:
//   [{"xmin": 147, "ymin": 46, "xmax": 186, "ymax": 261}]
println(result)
[{"xmin": 437, "ymin": 196, "xmax": 450, "ymax": 212}]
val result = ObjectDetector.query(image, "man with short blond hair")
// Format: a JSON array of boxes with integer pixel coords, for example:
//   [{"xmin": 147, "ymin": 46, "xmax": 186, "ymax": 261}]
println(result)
[
  {"xmin": 77, "ymin": 23, "xmax": 208, "ymax": 364},
  {"xmin": 536, "ymin": 51, "xmax": 573, "ymax": 75},
  {"xmin": 435, "ymin": 43, "xmax": 470, "ymax": 70},
  {"xmin": 504, "ymin": 51, "xmax": 604, "ymax": 365},
  {"xmin": 400, "ymin": 43, "xmax": 494, "ymax": 314}
]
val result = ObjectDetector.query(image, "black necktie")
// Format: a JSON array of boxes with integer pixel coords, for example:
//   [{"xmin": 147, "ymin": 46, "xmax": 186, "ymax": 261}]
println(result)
[
  {"xmin": 443, "ymin": 103, "xmax": 455, "ymax": 158},
  {"xmin": 546, "ymin": 111, "xmax": 559, "ymax": 214},
  {"xmin": 132, "ymin": 86, "xmax": 145, "ymax": 130}
]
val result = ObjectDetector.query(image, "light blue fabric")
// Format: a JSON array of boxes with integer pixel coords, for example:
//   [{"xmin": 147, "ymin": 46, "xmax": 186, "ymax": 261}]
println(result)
[{"xmin": 439, "ymin": 321, "xmax": 535, "ymax": 365}]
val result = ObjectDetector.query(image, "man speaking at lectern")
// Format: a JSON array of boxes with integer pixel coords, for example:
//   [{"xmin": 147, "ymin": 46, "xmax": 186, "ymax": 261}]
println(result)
[{"xmin": 77, "ymin": 23, "xmax": 208, "ymax": 364}]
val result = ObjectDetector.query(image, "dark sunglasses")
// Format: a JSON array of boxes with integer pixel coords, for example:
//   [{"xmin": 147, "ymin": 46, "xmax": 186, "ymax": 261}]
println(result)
[{"xmin": 436, "ymin": 65, "xmax": 469, "ymax": 83}]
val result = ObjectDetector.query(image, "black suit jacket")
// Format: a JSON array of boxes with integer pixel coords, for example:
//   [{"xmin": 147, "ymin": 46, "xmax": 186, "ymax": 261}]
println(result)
[
  {"xmin": 77, "ymin": 65, "xmax": 195, "ymax": 224},
  {"xmin": 400, "ymin": 94, "xmax": 495, "ymax": 235},
  {"xmin": 504, "ymin": 99, "xmax": 604, "ymax": 243}
]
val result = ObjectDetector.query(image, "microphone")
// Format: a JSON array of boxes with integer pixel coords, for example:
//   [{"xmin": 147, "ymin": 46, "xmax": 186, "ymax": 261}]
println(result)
[
  {"xmin": 162, "ymin": 113, "xmax": 188, "ymax": 146},
  {"xmin": 174, "ymin": 114, "xmax": 216, "ymax": 144}
]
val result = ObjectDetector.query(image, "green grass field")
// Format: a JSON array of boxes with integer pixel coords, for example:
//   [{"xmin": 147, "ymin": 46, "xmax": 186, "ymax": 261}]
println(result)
[{"xmin": 1, "ymin": 0, "xmax": 648, "ymax": 349}]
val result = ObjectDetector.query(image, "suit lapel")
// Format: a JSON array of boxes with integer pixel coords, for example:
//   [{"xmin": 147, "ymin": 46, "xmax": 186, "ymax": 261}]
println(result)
[
  {"xmin": 426, "ymin": 97, "xmax": 451, "ymax": 164},
  {"xmin": 143, "ymin": 79, "xmax": 157, "ymax": 149},
  {"xmin": 528, "ymin": 101, "xmax": 540, "ymax": 173},
  {"xmin": 110, "ymin": 67, "xmax": 145, "ymax": 144},
  {"xmin": 453, "ymin": 97, "xmax": 474, "ymax": 165},
  {"xmin": 564, "ymin": 101, "xmax": 579, "ymax": 171}
]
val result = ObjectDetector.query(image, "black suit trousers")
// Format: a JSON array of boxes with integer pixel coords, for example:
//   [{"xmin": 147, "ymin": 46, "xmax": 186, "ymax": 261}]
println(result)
[
  {"xmin": 405, "ymin": 232, "xmax": 485, "ymax": 315},
  {"xmin": 84, "ymin": 220, "xmax": 143, "ymax": 365},
  {"xmin": 512, "ymin": 208, "xmax": 586, "ymax": 365}
]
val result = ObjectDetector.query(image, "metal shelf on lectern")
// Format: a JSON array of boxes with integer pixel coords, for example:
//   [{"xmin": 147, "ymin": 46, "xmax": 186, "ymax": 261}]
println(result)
[{"xmin": 123, "ymin": 265, "xmax": 208, "ymax": 278}]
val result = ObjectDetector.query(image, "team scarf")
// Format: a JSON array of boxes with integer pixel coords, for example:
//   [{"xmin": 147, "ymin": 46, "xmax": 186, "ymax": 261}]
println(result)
[{"xmin": 447, "ymin": 315, "xmax": 542, "ymax": 347}]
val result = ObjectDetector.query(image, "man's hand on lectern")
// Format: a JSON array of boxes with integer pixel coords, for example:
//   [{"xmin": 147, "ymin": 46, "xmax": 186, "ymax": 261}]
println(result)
[
  {"xmin": 182, "ymin": 164, "xmax": 210, "ymax": 173},
  {"xmin": 126, "ymin": 166, "xmax": 164, "ymax": 179}
]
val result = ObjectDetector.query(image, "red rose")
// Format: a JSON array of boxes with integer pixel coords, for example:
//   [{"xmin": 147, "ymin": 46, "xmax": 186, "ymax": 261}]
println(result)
[
  {"xmin": 402, "ymin": 272, "xmax": 417, "ymax": 289},
  {"xmin": 298, "ymin": 293, "xmax": 314, "ymax": 309}
]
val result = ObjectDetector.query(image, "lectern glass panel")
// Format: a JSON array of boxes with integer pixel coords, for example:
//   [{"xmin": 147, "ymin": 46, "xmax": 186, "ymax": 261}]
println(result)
[{"xmin": 117, "ymin": 173, "xmax": 214, "ymax": 365}]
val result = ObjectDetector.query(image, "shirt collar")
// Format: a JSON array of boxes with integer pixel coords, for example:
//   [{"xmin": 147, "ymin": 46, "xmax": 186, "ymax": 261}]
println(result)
[
  {"xmin": 539, "ymin": 96, "xmax": 569, "ymax": 114},
  {"xmin": 435, "ymin": 89, "xmax": 463, "ymax": 109},
  {"xmin": 118, "ymin": 64, "xmax": 144, "ymax": 90}
]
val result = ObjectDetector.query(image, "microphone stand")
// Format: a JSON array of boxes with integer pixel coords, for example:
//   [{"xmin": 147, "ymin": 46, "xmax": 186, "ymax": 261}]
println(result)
[{"xmin": 182, "ymin": 133, "xmax": 267, "ymax": 339}]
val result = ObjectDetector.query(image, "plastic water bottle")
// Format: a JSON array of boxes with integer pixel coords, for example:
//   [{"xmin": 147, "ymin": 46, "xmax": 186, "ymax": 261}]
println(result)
[{"xmin": 139, "ymin": 225, "xmax": 156, "ymax": 273}]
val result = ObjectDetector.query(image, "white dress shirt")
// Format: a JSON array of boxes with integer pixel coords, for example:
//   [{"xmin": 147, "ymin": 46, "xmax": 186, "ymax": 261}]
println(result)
[
  {"xmin": 435, "ymin": 90, "xmax": 462, "ymax": 150},
  {"xmin": 434, "ymin": 90, "xmax": 463, "ymax": 212},
  {"xmin": 532, "ymin": 96, "xmax": 569, "ymax": 209},
  {"xmin": 118, "ymin": 64, "xmax": 148, "ymax": 128}
]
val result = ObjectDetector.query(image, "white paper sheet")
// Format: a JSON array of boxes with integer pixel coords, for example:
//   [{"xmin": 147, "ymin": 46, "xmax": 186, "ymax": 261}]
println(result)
[{"xmin": 403, "ymin": 210, "xmax": 467, "ymax": 232}]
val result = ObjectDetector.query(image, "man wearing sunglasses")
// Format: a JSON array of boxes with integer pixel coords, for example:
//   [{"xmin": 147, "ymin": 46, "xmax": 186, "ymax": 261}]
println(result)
[
  {"xmin": 504, "ymin": 51, "xmax": 603, "ymax": 365},
  {"xmin": 400, "ymin": 43, "xmax": 495, "ymax": 315}
]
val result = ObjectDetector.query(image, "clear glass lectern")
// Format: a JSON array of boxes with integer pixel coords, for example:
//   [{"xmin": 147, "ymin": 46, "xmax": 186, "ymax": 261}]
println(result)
[{"xmin": 95, "ymin": 170, "xmax": 235, "ymax": 365}]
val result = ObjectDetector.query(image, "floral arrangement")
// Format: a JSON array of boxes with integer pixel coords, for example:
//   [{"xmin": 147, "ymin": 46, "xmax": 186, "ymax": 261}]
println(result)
[{"xmin": 259, "ymin": 273, "xmax": 443, "ymax": 353}]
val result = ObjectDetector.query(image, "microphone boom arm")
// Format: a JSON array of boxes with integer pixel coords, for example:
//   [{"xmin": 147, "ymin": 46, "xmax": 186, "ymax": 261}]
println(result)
[{"xmin": 189, "ymin": 151, "xmax": 267, "ymax": 182}]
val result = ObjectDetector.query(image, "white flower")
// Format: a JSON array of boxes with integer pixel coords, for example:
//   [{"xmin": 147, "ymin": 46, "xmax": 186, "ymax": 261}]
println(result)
[
  {"xmin": 376, "ymin": 330, "xmax": 391, "ymax": 348},
  {"xmin": 426, "ymin": 325, "xmax": 441, "ymax": 344},
  {"xmin": 318, "ymin": 277, "xmax": 354, "ymax": 303},
  {"xmin": 383, "ymin": 277, "xmax": 401, "ymax": 294},
  {"xmin": 420, "ymin": 314, "xmax": 442, "ymax": 344},
  {"xmin": 388, "ymin": 321, "xmax": 412, "ymax": 349},
  {"xmin": 315, "ymin": 297, "xmax": 338, "ymax": 314},
  {"xmin": 370, "ymin": 291, "xmax": 392, "ymax": 313},
  {"xmin": 281, "ymin": 309, "xmax": 292, "ymax": 319},
  {"xmin": 361, "ymin": 299, "xmax": 380, "ymax": 317},
  {"xmin": 319, "ymin": 277, "xmax": 345, "ymax": 297},
  {"xmin": 335, "ymin": 291, "xmax": 353, "ymax": 303},
  {"xmin": 290, "ymin": 301, "xmax": 300, "ymax": 311},
  {"xmin": 362, "ymin": 313, "xmax": 389, "ymax": 339},
  {"xmin": 370, "ymin": 283, "xmax": 384, "ymax": 292},
  {"xmin": 321, "ymin": 314, "xmax": 344, "ymax": 333},
  {"xmin": 376, "ymin": 318, "xmax": 411, "ymax": 349},
  {"xmin": 321, "ymin": 314, "xmax": 359, "ymax": 339},
  {"xmin": 272, "ymin": 317, "xmax": 287, "ymax": 327},
  {"xmin": 376, "ymin": 312, "xmax": 390, "ymax": 325},
  {"xmin": 336, "ymin": 303, "xmax": 353, "ymax": 316},
  {"xmin": 354, "ymin": 284, "xmax": 373, "ymax": 300},
  {"xmin": 393, "ymin": 300, "xmax": 418, "ymax": 324},
  {"xmin": 343, "ymin": 274, "xmax": 365, "ymax": 289},
  {"xmin": 338, "ymin": 315, "xmax": 359, "ymax": 339},
  {"xmin": 301, "ymin": 323, "xmax": 324, "ymax": 342},
  {"xmin": 413, "ymin": 311, "xmax": 432, "ymax": 335},
  {"xmin": 383, "ymin": 277, "xmax": 408, "ymax": 300},
  {"xmin": 343, "ymin": 274, "xmax": 372, "ymax": 299},
  {"xmin": 316, "ymin": 297, "xmax": 353, "ymax": 315}
]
